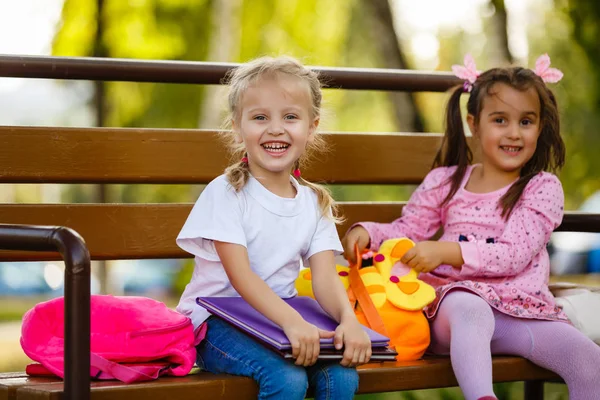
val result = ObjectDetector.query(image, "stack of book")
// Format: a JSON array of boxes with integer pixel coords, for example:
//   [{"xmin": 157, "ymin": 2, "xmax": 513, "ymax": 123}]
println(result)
[{"xmin": 197, "ymin": 296, "xmax": 397, "ymax": 361}]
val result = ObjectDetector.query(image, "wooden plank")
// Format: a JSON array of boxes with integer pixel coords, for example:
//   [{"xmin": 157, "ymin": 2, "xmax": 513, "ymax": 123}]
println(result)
[
  {"xmin": 356, "ymin": 356, "xmax": 559, "ymax": 393},
  {"xmin": 13, "ymin": 374, "xmax": 256, "ymax": 400},
  {"xmin": 10, "ymin": 357, "xmax": 560, "ymax": 400},
  {"xmin": 0, "ymin": 203, "xmax": 190, "ymax": 261},
  {"xmin": 0, "ymin": 204, "xmax": 595, "ymax": 261},
  {"xmin": 0, "ymin": 126, "xmax": 443, "ymax": 185},
  {"xmin": 0, "ymin": 203, "xmax": 404, "ymax": 260},
  {"xmin": 0, "ymin": 374, "xmax": 61, "ymax": 400}
]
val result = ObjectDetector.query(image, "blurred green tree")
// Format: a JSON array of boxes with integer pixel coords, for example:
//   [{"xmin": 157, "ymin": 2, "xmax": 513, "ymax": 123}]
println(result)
[{"xmin": 525, "ymin": 1, "xmax": 600, "ymax": 208}]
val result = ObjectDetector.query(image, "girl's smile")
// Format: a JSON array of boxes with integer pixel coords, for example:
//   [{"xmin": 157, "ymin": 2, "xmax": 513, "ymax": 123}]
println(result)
[
  {"xmin": 261, "ymin": 140, "xmax": 291, "ymax": 157},
  {"xmin": 500, "ymin": 145, "xmax": 522, "ymax": 156}
]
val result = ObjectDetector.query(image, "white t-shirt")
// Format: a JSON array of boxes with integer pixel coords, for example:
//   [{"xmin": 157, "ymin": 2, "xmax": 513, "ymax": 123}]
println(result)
[{"xmin": 176, "ymin": 174, "xmax": 343, "ymax": 330}]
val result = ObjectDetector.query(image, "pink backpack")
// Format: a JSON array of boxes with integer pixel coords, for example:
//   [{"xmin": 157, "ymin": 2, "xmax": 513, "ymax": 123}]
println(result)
[{"xmin": 20, "ymin": 295, "xmax": 198, "ymax": 383}]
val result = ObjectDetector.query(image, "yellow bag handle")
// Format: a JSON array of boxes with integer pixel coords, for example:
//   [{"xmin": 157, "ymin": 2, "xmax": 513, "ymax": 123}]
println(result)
[{"xmin": 347, "ymin": 244, "xmax": 389, "ymax": 337}]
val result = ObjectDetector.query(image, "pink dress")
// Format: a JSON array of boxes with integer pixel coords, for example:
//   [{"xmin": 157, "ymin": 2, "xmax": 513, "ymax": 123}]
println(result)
[{"xmin": 359, "ymin": 164, "xmax": 568, "ymax": 322}]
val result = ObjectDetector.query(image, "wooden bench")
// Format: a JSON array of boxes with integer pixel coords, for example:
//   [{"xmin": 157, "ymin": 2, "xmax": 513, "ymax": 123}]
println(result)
[{"xmin": 1, "ymin": 55, "xmax": 598, "ymax": 400}]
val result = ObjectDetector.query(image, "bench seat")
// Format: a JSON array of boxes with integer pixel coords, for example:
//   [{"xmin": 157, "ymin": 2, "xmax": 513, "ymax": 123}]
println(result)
[{"xmin": 0, "ymin": 356, "xmax": 560, "ymax": 400}]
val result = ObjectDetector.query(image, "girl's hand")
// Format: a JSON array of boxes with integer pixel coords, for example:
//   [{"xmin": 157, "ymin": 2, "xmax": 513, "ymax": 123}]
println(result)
[
  {"xmin": 334, "ymin": 319, "xmax": 372, "ymax": 367},
  {"xmin": 342, "ymin": 226, "xmax": 371, "ymax": 264},
  {"xmin": 283, "ymin": 317, "xmax": 335, "ymax": 366},
  {"xmin": 400, "ymin": 241, "xmax": 444, "ymax": 273}
]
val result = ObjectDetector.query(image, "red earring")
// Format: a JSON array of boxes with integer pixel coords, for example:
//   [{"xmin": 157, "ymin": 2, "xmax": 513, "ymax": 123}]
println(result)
[
  {"xmin": 293, "ymin": 168, "xmax": 301, "ymax": 178},
  {"xmin": 241, "ymin": 156, "xmax": 248, "ymax": 163}
]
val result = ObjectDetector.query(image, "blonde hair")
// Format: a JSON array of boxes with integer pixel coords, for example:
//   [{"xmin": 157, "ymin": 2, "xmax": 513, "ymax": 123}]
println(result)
[{"xmin": 221, "ymin": 55, "xmax": 341, "ymax": 223}]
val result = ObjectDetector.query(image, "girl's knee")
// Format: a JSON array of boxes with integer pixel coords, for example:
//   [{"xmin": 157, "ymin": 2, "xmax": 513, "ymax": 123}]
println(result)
[
  {"xmin": 328, "ymin": 364, "xmax": 359, "ymax": 395},
  {"xmin": 441, "ymin": 291, "xmax": 494, "ymax": 327},
  {"xmin": 311, "ymin": 363, "xmax": 359, "ymax": 399},
  {"xmin": 258, "ymin": 363, "xmax": 308, "ymax": 399}
]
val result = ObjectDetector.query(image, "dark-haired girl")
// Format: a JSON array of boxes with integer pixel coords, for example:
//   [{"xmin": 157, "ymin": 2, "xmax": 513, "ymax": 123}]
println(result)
[{"xmin": 343, "ymin": 54, "xmax": 600, "ymax": 400}]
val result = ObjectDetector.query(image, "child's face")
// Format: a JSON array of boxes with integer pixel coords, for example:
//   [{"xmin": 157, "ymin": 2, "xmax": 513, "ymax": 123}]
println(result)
[
  {"xmin": 467, "ymin": 83, "xmax": 541, "ymax": 178},
  {"xmin": 234, "ymin": 74, "xmax": 318, "ymax": 180}
]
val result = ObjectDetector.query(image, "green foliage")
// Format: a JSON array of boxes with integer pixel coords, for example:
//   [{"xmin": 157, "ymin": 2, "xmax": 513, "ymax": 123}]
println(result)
[
  {"xmin": 237, "ymin": 0, "xmax": 353, "ymax": 65},
  {"xmin": 526, "ymin": 4, "xmax": 600, "ymax": 208},
  {"xmin": 173, "ymin": 258, "xmax": 195, "ymax": 296},
  {"xmin": 53, "ymin": 0, "xmax": 213, "ymax": 129},
  {"xmin": 52, "ymin": 0, "xmax": 97, "ymax": 57}
]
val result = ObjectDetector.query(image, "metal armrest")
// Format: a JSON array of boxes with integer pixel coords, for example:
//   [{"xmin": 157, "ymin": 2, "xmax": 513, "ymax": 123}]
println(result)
[
  {"xmin": 556, "ymin": 212, "xmax": 600, "ymax": 233},
  {"xmin": 0, "ymin": 224, "xmax": 90, "ymax": 400}
]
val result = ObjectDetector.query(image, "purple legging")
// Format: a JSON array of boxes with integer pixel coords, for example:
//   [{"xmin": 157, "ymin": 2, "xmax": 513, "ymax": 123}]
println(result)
[{"xmin": 428, "ymin": 290, "xmax": 600, "ymax": 400}]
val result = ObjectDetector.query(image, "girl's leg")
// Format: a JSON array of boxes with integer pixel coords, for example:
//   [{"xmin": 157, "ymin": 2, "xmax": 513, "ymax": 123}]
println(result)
[
  {"xmin": 491, "ymin": 311, "xmax": 600, "ymax": 400},
  {"xmin": 429, "ymin": 290, "xmax": 497, "ymax": 400},
  {"xmin": 306, "ymin": 362, "xmax": 359, "ymax": 400},
  {"xmin": 197, "ymin": 317, "xmax": 308, "ymax": 400}
]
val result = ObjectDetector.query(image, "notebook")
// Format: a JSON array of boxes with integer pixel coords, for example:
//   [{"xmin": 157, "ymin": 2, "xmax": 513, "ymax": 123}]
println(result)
[{"xmin": 196, "ymin": 295, "xmax": 397, "ymax": 361}]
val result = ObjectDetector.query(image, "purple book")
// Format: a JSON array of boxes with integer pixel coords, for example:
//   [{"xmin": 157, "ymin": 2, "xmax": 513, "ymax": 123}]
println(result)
[{"xmin": 196, "ymin": 296, "xmax": 397, "ymax": 361}]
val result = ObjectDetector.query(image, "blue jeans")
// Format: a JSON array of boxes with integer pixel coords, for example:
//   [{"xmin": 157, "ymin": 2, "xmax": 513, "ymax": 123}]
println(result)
[{"xmin": 196, "ymin": 317, "xmax": 359, "ymax": 400}]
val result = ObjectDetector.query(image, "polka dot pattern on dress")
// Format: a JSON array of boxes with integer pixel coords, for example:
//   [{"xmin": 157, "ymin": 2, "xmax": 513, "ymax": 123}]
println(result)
[{"xmin": 356, "ymin": 165, "xmax": 568, "ymax": 322}]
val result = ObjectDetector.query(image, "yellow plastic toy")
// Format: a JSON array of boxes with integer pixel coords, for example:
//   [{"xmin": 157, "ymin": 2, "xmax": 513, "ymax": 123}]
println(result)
[
  {"xmin": 295, "ymin": 238, "xmax": 436, "ymax": 361},
  {"xmin": 375, "ymin": 238, "xmax": 436, "ymax": 311},
  {"xmin": 295, "ymin": 264, "xmax": 350, "ymax": 297}
]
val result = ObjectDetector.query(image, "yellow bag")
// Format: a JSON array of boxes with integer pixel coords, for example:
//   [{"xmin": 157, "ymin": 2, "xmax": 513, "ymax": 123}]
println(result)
[{"xmin": 295, "ymin": 238, "xmax": 435, "ymax": 361}]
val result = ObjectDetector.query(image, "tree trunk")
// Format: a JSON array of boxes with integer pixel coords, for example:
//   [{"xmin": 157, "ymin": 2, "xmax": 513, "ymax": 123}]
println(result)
[
  {"xmin": 93, "ymin": 0, "xmax": 109, "ymax": 294},
  {"xmin": 490, "ymin": 0, "xmax": 514, "ymax": 65},
  {"xmin": 362, "ymin": 0, "xmax": 425, "ymax": 132},
  {"xmin": 198, "ymin": 0, "xmax": 241, "ymax": 129}
]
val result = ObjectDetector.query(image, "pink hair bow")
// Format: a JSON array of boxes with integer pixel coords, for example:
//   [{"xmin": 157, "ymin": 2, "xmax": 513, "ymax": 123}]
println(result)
[
  {"xmin": 533, "ymin": 53, "xmax": 563, "ymax": 83},
  {"xmin": 452, "ymin": 53, "xmax": 563, "ymax": 91},
  {"xmin": 451, "ymin": 54, "xmax": 480, "ymax": 92}
]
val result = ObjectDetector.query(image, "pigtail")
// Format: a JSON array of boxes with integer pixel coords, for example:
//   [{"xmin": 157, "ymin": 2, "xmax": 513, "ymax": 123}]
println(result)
[
  {"xmin": 499, "ymin": 174, "xmax": 536, "ymax": 219},
  {"xmin": 293, "ymin": 159, "xmax": 343, "ymax": 224},
  {"xmin": 224, "ymin": 154, "xmax": 251, "ymax": 191},
  {"xmin": 297, "ymin": 176, "xmax": 344, "ymax": 224},
  {"xmin": 434, "ymin": 85, "xmax": 473, "ymax": 205}
]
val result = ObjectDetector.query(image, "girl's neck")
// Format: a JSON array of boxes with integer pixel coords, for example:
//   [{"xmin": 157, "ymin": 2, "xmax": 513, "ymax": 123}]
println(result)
[
  {"xmin": 466, "ymin": 164, "xmax": 520, "ymax": 193},
  {"xmin": 249, "ymin": 166, "xmax": 297, "ymax": 198}
]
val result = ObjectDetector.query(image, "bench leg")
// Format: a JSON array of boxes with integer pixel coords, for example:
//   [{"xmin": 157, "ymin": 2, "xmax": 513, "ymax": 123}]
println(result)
[{"xmin": 524, "ymin": 380, "xmax": 544, "ymax": 400}]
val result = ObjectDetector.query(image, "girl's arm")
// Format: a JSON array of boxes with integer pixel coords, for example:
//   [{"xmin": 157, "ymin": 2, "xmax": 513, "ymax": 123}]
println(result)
[
  {"xmin": 457, "ymin": 174, "xmax": 564, "ymax": 278},
  {"xmin": 309, "ymin": 250, "xmax": 356, "ymax": 323},
  {"xmin": 309, "ymin": 250, "xmax": 371, "ymax": 367},
  {"xmin": 345, "ymin": 167, "xmax": 450, "ymax": 256},
  {"xmin": 214, "ymin": 241, "xmax": 334, "ymax": 367},
  {"xmin": 400, "ymin": 240, "xmax": 464, "ymax": 273}
]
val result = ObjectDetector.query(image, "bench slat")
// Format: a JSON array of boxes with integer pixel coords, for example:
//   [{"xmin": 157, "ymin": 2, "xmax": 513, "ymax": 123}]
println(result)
[
  {"xmin": 0, "ymin": 203, "xmax": 404, "ymax": 260},
  {"xmin": 0, "ymin": 203, "xmax": 595, "ymax": 261},
  {"xmin": 5, "ymin": 374, "xmax": 257, "ymax": 400},
  {"xmin": 356, "ymin": 357, "xmax": 559, "ymax": 392},
  {"xmin": 1, "ymin": 357, "xmax": 559, "ymax": 400},
  {"xmin": 0, "ymin": 126, "xmax": 442, "ymax": 184}
]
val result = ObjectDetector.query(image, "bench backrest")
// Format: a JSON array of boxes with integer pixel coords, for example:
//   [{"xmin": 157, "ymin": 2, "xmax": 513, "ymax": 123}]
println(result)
[{"xmin": 0, "ymin": 126, "xmax": 446, "ymax": 261}]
